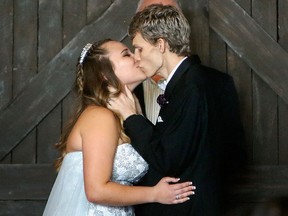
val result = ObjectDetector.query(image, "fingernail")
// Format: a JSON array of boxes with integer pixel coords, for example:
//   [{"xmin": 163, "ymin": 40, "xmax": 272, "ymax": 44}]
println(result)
[
  {"xmin": 187, "ymin": 197, "xmax": 190, "ymax": 200},
  {"xmin": 191, "ymin": 191, "xmax": 195, "ymax": 195}
]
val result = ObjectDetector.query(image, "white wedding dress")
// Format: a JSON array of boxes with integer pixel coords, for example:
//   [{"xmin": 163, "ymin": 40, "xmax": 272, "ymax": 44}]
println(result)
[{"xmin": 43, "ymin": 143, "xmax": 148, "ymax": 216}]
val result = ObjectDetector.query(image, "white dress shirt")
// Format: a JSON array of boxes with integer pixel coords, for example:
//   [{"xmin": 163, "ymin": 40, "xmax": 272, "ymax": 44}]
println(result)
[{"xmin": 143, "ymin": 57, "xmax": 187, "ymax": 124}]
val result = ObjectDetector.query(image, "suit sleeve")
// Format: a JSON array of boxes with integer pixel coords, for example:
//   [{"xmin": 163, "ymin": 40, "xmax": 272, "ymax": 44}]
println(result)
[
  {"xmin": 218, "ymin": 77, "xmax": 246, "ymax": 175},
  {"xmin": 124, "ymin": 85, "xmax": 207, "ymax": 176}
]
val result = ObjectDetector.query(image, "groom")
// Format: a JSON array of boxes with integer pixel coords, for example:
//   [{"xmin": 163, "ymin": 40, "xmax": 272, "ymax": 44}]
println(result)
[{"xmin": 111, "ymin": 4, "xmax": 246, "ymax": 216}]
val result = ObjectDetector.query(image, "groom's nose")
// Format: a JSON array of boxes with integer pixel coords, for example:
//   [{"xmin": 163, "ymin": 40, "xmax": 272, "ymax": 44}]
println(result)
[{"xmin": 134, "ymin": 49, "xmax": 141, "ymax": 62}]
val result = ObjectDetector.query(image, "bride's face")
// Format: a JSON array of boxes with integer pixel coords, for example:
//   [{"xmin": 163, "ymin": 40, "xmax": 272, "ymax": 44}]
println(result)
[{"xmin": 103, "ymin": 41, "xmax": 147, "ymax": 90}]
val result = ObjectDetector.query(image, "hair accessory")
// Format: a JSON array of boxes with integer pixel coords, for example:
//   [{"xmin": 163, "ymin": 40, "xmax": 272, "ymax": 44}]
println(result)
[{"xmin": 79, "ymin": 43, "xmax": 93, "ymax": 64}]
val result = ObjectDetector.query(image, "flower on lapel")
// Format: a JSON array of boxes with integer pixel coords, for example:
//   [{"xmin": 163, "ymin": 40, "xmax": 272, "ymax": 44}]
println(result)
[{"xmin": 157, "ymin": 94, "xmax": 169, "ymax": 108}]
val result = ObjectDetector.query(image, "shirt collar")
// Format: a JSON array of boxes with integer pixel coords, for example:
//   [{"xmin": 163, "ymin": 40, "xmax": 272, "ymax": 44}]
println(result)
[{"xmin": 166, "ymin": 56, "xmax": 188, "ymax": 85}]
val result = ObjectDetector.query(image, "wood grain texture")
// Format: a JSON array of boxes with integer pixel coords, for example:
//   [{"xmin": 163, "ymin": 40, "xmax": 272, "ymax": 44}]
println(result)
[
  {"xmin": 0, "ymin": 164, "xmax": 56, "ymax": 200},
  {"xmin": 0, "ymin": 201, "xmax": 47, "ymax": 216},
  {"xmin": 37, "ymin": 105, "xmax": 61, "ymax": 163},
  {"xmin": 229, "ymin": 0, "xmax": 253, "ymax": 164},
  {"xmin": 183, "ymin": 0, "xmax": 210, "ymax": 65},
  {"xmin": 0, "ymin": 0, "xmax": 13, "ymax": 110},
  {"xmin": 209, "ymin": 0, "xmax": 288, "ymax": 105},
  {"xmin": 251, "ymin": 0, "xmax": 278, "ymax": 165},
  {"xmin": 230, "ymin": 166, "xmax": 288, "ymax": 202},
  {"xmin": 13, "ymin": 0, "xmax": 38, "ymax": 95},
  {"xmin": 38, "ymin": 0, "xmax": 62, "ymax": 68},
  {"xmin": 0, "ymin": 0, "xmax": 288, "ymax": 214},
  {"xmin": 0, "ymin": 0, "xmax": 137, "ymax": 159},
  {"xmin": 278, "ymin": 0, "xmax": 288, "ymax": 165}
]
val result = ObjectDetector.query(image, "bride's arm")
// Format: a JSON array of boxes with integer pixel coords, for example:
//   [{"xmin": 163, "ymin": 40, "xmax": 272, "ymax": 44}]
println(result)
[{"xmin": 80, "ymin": 106, "xmax": 195, "ymax": 206}]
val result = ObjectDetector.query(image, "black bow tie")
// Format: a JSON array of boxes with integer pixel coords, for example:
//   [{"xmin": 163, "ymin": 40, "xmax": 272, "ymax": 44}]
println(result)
[{"xmin": 157, "ymin": 94, "xmax": 169, "ymax": 107}]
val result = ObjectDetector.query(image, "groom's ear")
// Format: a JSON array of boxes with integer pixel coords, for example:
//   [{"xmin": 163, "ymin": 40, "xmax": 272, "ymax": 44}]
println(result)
[{"xmin": 156, "ymin": 38, "xmax": 167, "ymax": 53}]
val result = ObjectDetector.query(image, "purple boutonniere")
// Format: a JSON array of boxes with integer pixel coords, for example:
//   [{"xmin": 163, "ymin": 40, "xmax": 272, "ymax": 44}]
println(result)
[{"xmin": 157, "ymin": 94, "xmax": 169, "ymax": 108}]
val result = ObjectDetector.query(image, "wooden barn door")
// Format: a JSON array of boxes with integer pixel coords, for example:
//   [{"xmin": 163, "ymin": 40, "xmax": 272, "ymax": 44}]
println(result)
[
  {"xmin": 1, "ymin": 0, "xmax": 288, "ymax": 215},
  {"xmin": 208, "ymin": 0, "xmax": 288, "ymax": 213}
]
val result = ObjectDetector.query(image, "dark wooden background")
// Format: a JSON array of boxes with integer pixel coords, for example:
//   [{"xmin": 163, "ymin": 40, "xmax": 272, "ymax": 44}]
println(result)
[{"xmin": 1, "ymin": 0, "xmax": 288, "ymax": 215}]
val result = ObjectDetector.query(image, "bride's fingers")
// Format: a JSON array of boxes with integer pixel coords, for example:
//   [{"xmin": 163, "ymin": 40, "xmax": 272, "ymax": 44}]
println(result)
[
  {"xmin": 175, "ymin": 185, "xmax": 196, "ymax": 195},
  {"xmin": 172, "ymin": 191, "xmax": 195, "ymax": 204},
  {"xmin": 172, "ymin": 184, "xmax": 195, "ymax": 204},
  {"xmin": 171, "ymin": 181, "xmax": 195, "ymax": 191}
]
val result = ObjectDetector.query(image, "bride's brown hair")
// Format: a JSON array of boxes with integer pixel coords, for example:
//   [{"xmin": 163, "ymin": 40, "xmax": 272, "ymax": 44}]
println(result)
[{"xmin": 54, "ymin": 39, "xmax": 130, "ymax": 171}]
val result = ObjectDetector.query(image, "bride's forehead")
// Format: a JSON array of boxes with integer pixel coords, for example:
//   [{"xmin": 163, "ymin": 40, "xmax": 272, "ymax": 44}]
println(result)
[
  {"xmin": 105, "ymin": 42, "xmax": 128, "ymax": 56},
  {"xmin": 105, "ymin": 41, "xmax": 125, "ymax": 49}
]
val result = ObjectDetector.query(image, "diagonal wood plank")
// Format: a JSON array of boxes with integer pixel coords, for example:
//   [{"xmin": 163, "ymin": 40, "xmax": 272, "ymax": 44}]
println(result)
[
  {"xmin": 209, "ymin": 0, "xmax": 288, "ymax": 104},
  {"xmin": 230, "ymin": 165, "xmax": 288, "ymax": 202},
  {"xmin": 0, "ymin": 164, "xmax": 56, "ymax": 200},
  {"xmin": 0, "ymin": 0, "xmax": 137, "ymax": 159},
  {"xmin": 1, "ymin": 164, "xmax": 288, "ymax": 202}
]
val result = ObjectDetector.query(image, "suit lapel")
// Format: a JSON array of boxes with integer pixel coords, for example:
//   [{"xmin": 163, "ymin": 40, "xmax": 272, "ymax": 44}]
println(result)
[{"xmin": 164, "ymin": 55, "xmax": 201, "ymax": 100}]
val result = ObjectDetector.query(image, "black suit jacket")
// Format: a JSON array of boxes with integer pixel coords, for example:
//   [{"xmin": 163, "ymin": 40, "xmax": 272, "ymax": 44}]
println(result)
[
  {"xmin": 133, "ymin": 82, "xmax": 146, "ymax": 117},
  {"xmin": 125, "ymin": 56, "xmax": 245, "ymax": 216}
]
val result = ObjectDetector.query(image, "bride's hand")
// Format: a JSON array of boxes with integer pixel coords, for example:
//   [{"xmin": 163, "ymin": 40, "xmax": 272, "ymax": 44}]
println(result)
[{"xmin": 152, "ymin": 177, "xmax": 196, "ymax": 204}]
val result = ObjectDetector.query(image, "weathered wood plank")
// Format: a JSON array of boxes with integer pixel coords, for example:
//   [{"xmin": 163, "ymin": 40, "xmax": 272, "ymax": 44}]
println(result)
[
  {"xmin": 12, "ymin": 0, "xmax": 38, "ymax": 163},
  {"xmin": 60, "ymin": 0, "xmax": 87, "ymax": 151},
  {"xmin": 209, "ymin": 29, "xmax": 226, "ymax": 72},
  {"xmin": 227, "ymin": 49, "xmax": 253, "ymax": 163},
  {"xmin": 235, "ymin": 0, "xmax": 251, "ymax": 13},
  {"xmin": 279, "ymin": 0, "xmax": 288, "ymax": 50},
  {"xmin": 209, "ymin": 0, "xmax": 288, "ymax": 105},
  {"xmin": 251, "ymin": 0, "xmax": 278, "ymax": 165},
  {"xmin": 13, "ymin": 0, "xmax": 38, "ymax": 95},
  {"xmin": 278, "ymin": 0, "xmax": 288, "ymax": 165},
  {"xmin": 37, "ymin": 106, "xmax": 61, "ymax": 163},
  {"xmin": 229, "ymin": 0, "xmax": 253, "ymax": 164},
  {"xmin": 62, "ymin": 91, "xmax": 78, "ymax": 125},
  {"xmin": 0, "ymin": 153, "xmax": 11, "ymax": 164},
  {"xmin": 252, "ymin": 0, "xmax": 277, "ymax": 37},
  {"xmin": 12, "ymin": 129, "xmax": 36, "ymax": 163},
  {"xmin": 182, "ymin": 0, "xmax": 210, "ymax": 65},
  {"xmin": 1, "ymin": 164, "xmax": 287, "ymax": 204},
  {"xmin": 0, "ymin": 0, "xmax": 13, "ymax": 110},
  {"xmin": 253, "ymin": 75, "xmax": 278, "ymax": 164},
  {"xmin": 0, "ymin": 164, "xmax": 57, "ymax": 200},
  {"xmin": 63, "ymin": 0, "xmax": 87, "ymax": 45},
  {"xmin": 0, "ymin": 201, "xmax": 47, "ymax": 216},
  {"xmin": 0, "ymin": 0, "xmax": 137, "ymax": 159},
  {"xmin": 279, "ymin": 100, "xmax": 288, "ymax": 164},
  {"xmin": 230, "ymin": 166, "xmax": 288, "ymax": 202},
  {"xmin": 38, "ymin": 0, "xmax": 62, "ymax": 68},
  {"xmin": 87, "ymin": 0, "xmax": 114, "ymax": 23},
  {"xmin": 38, "ymin": 0, "xmax": 63, "ymax": 165}
]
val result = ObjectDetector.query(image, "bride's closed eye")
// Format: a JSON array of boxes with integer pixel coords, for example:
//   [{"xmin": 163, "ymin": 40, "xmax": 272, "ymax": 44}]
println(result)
[
  {"xmin": 123, "ymin": 53, "xmax": 131, "ymax": 57},
  {"xmin": 123, "ymin": 50, "xmax": 133, "ymax": 57}
]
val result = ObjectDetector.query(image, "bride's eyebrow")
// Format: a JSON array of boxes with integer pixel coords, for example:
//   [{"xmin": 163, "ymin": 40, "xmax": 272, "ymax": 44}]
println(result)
[{"xmin": 121, "ymin": 48, "xmax": 129, "ymax": 54}]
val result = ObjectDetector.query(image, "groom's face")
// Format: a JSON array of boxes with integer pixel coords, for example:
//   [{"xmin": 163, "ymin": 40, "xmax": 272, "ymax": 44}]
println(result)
[{"xmin": 132, "ymin": 33, "xmax": 163, "ymax": 78}]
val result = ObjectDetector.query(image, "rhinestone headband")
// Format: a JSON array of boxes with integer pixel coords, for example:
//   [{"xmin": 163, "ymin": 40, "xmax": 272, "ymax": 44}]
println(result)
[{"xmin": 79, "ymin": 43, "xmax": 93, "ymax": 64}]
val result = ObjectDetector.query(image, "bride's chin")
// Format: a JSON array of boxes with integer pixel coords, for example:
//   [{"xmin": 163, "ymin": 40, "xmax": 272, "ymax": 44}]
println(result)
[{"xmin": 127, "ymin": 81, "xmax": 143, "ymax": 92}]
